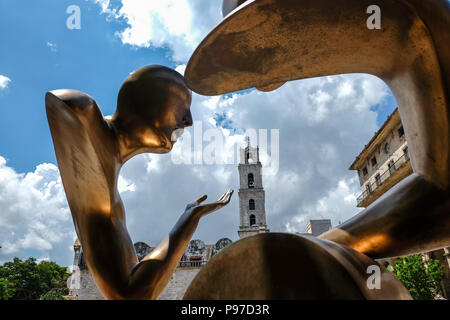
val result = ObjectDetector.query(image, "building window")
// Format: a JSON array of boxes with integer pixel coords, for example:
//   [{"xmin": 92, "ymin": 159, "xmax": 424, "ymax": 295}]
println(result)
[
  {"xmin": 249, "ymin": 199, "xmax": 255, "ymax": 210},
  {"xmin": 388, "ymin": 160, "xmax": 395, "ymax": 174},
  {"xmin": 398, "ymin": 126, "xmax": 405, "ymax": 138},
  {"xmin": 375, "ymin": 174, "xmax": 381, "ymax": 186},
  {"xmin": 371, "ymin": 156, "xmax": 377, "ymax": 166},
  {"xmin": 384, "ymin": 143, "xmax": 390, "ymax": 154},
  {"xmin": 362, "ymin": 167, "xmax": 368, "ymax": 176},
  {"xmin": 248, "ymin": 173, "xmax": 254, "ymax": 188},
  {"xmin": 404, "ymin": 146, "xmax": 409, "ymax": 160},
  {"xmin": 249, "ymin": 214, "xmax": 256, "ymax": 226},
  {"xmin": 366, "ymin": 183, "xmax": 372, "ymax": 194}
]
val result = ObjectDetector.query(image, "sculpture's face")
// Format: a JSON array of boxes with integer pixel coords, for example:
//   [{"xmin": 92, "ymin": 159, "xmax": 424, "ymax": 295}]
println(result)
[
  {"xmin": 114, "ymin": 65, "xmax": 193, "ymax": 155},
  {"xmin": 119, "ymin": 84, "xmax": 192, "ymax": 155},
  {"xmin": 151, "ymin": 86, "xmax": 193, "ymax": 152}
]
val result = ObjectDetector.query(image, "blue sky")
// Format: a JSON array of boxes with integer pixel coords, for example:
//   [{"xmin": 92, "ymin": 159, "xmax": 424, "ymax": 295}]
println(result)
[
  {"xmin": 0, "ymin": 0, "xmax": 398, "ymax": 266},
  {"xmin": 0, "ymin": 0, "xmax": 396, "ymax": 173},
  {"xmin": 0, "ymin": 0, "xmax": 176, "ymax": 172}
]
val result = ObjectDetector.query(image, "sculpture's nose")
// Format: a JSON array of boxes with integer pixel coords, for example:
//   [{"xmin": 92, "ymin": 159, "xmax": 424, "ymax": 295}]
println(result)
[{"xmin": 182, "ymin": 111, "xmax": 193, "ymax": 127}]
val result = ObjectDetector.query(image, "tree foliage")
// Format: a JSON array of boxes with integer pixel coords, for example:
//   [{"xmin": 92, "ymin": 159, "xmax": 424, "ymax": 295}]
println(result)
[
  {"xmin": 395, "ymin": 254, "xmax": 444, "ymax": 300},
  {"xmin": 0, "ymin": 257, "xmax": 70, "ymax": 300}
]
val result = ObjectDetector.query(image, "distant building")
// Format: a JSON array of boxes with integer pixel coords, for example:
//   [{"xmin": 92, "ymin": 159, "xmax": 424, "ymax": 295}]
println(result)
[
  {"xmin": 238, "ymin": 139, "xmax": 270, "ymax": 238},
  {"xmin": 349, "ymin": 108, "xmax": 412, "ymax": 207},
  {"xmin": 68, "ymin": 237, "xmax": 233, "ymax": 300},
  {"xmin": 349, "ymin": 107, "xmax": 450, "ymax": 299},
  {"xmin": 306, "ymin": 219, "xmax": 332, "ymax": 236},
  {"xmin": 295, "ymin": 219, "xmax": 332, "ymax": 237}
]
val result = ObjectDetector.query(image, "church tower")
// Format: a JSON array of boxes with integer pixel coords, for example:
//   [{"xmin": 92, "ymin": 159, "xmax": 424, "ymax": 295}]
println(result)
[{"xmin": 238, "ymin": 139, "xmax": 269, "ymax": 239}]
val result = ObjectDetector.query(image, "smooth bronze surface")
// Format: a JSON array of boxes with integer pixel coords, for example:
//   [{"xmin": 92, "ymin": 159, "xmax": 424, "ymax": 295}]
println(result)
[
  {"xmin": 184, "ymin": 233, "xmax": 412, "ymax": 299},
  {"xmin": 46, "ymin": 65, "xmax": 233, "ymax": 299},
  {"xmin": 185, "ymin": 0, "xmax": 450, "ymax": 259}
]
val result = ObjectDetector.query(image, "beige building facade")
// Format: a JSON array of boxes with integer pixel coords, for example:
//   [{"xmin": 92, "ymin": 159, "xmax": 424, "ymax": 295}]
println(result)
[
  {"xmin": 350, "ymin": 108, "xmax": 412, "ymax": 207},
  {"xmin": 349, "ymin": 107, "xmax": 450, "ymax": 298}
]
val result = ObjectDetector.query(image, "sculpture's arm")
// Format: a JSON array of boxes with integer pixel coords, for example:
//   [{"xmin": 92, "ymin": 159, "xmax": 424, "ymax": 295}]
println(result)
[
  {"xmin": 124, "ymin": 190, "xmax": 233, "ymax": 299},
  {"xmin": 45, "ymin": 90, "xmax": 117, "ymax": 226},
  {"xmin": 320, "ymin": 174, "xmax": 450, "ymax": 259}
]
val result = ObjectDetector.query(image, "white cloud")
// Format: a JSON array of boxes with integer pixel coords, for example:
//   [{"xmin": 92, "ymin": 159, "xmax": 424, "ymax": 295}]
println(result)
[
  {"xmin": 0, "ymin": 75, "xmax": 11, "ymax": 90},
  {"xmin": 117, "ymin": 73, "xmax": 389, "ymax": 246},
  {"xmin": 175, "ymin": 64, "xmax": 186, "ymax": 76},
  {"xmin": 94, "ymin": 0, "xmax": 223, "ymax": 62},
  {"xmin": 0, "ymin": 157, "xmax": 74, "ymax": 263},
  {"xmin": 46, "ymin": 41, "xmax": 57, "ymax": 52},
  {"xmin": 118, "ymin": 175, "xmax": 136, "ymax": 193}
]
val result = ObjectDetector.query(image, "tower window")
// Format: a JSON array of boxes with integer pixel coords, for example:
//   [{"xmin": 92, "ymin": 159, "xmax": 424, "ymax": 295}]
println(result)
[
  {"xmin": 248, "ymin": 173, "xmax": 254, "ymax": 188},
  {"xmin": 249, "ymin": 199, "xmax": 255, "ymax": 210},
  {"xmin": 371, "ymin": 156, "xmax": 377, "ymax": 166},
  {"xmin": 249, "ymin": 214, "xmax": 256, "ymax": 226}
]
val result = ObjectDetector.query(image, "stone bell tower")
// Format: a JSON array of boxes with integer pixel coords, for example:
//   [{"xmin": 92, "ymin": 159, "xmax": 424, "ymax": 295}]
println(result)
[{"xmin": 238, "ymin": 139, "xmax": 269, "ymax": 239}]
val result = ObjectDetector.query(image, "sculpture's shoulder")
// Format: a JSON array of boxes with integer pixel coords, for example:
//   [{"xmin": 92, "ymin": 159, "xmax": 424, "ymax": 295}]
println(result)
[
  {"xmin": 45, "ymin": 89, "xmax": 101, "ymax": 120},
  {"xmin": 45, "ymin": 89, "xmax": 115, "ymax": 218}
]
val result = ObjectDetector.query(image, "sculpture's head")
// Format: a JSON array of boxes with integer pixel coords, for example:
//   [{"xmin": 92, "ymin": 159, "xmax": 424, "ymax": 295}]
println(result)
[{"xmin": 111, "ymin": 65, "xmax": 192, "ymax": 158}]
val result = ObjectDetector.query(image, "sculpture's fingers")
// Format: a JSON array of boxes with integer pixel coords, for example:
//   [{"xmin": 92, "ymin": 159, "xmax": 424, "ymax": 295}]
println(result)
[
  {"xmin": 195, "ymin": 194, "xmax": 208, "ymax": 205},
  {"xmin": 217, "ymin": 189, "xmax": 233, "ymax": 202},
  {"xmin": 217, "ymin": 193, "xmax": 227, "ymax": 202},
  {"xmin": 220, "ymin": 189, "xmax": 233, "ymax": 203}
]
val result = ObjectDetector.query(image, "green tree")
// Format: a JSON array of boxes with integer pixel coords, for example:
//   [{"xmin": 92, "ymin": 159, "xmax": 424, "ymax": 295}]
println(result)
[
  {"xmin": 0, "ymin": 277, "xmax": 15, "ymax": 300},
  {"xmin": 39, "ymin": 288, "xmax": 67, "ymax": 300},
  {"xmin": 0, "ymin": 257, "xmax": 70, "ymax": 300},
  {"xmin": 395, "ymin": 254, "xmax": 444, "ymax": 300}
]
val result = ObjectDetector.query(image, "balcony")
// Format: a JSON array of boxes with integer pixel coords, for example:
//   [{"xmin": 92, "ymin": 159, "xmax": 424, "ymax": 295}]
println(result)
[{"xmin": 356, "ymin": 152, "xmax": 412, "ymax": 207}]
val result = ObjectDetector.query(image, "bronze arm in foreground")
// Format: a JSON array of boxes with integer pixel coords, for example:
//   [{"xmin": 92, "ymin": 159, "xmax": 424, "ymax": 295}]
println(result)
[
  {"xmin": 320, "ymin": 174, "xmax": 450, "ymax": 259},
  {"xmin": 184, "ymin": 0, "xmax": 450, "ymax": 259},
  {"xmin": 46, "ymin": 65, "xmax": 233, "ymax": 299}
]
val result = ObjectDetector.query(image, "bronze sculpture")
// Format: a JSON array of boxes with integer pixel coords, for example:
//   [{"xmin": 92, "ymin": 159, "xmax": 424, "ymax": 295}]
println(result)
[
  {"xmin": 45, "ymin": 0, "xmax": 450, "ymax": 299},
  {"xmin": 182, "ymin": 0, "xmax": 450, "ymax": 299},
  {"xmin": 46, "ymin": 65, "xmax": 233, "ymax": 299},
  {"xmin": 184, "ymin": 233, "xmax": 412, "ymax": 299}
]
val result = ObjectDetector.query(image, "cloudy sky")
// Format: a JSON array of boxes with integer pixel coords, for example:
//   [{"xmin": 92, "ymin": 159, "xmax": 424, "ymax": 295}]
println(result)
[{"xmin": 0, "ymin": 0, "xmax": 398, "ymax": 267}]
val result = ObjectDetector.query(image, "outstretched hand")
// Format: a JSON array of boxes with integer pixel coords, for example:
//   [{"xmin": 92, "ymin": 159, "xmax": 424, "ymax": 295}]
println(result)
[{"xmin": 186, "ymin": 189, "xmax": 234, "ymax": 219}]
